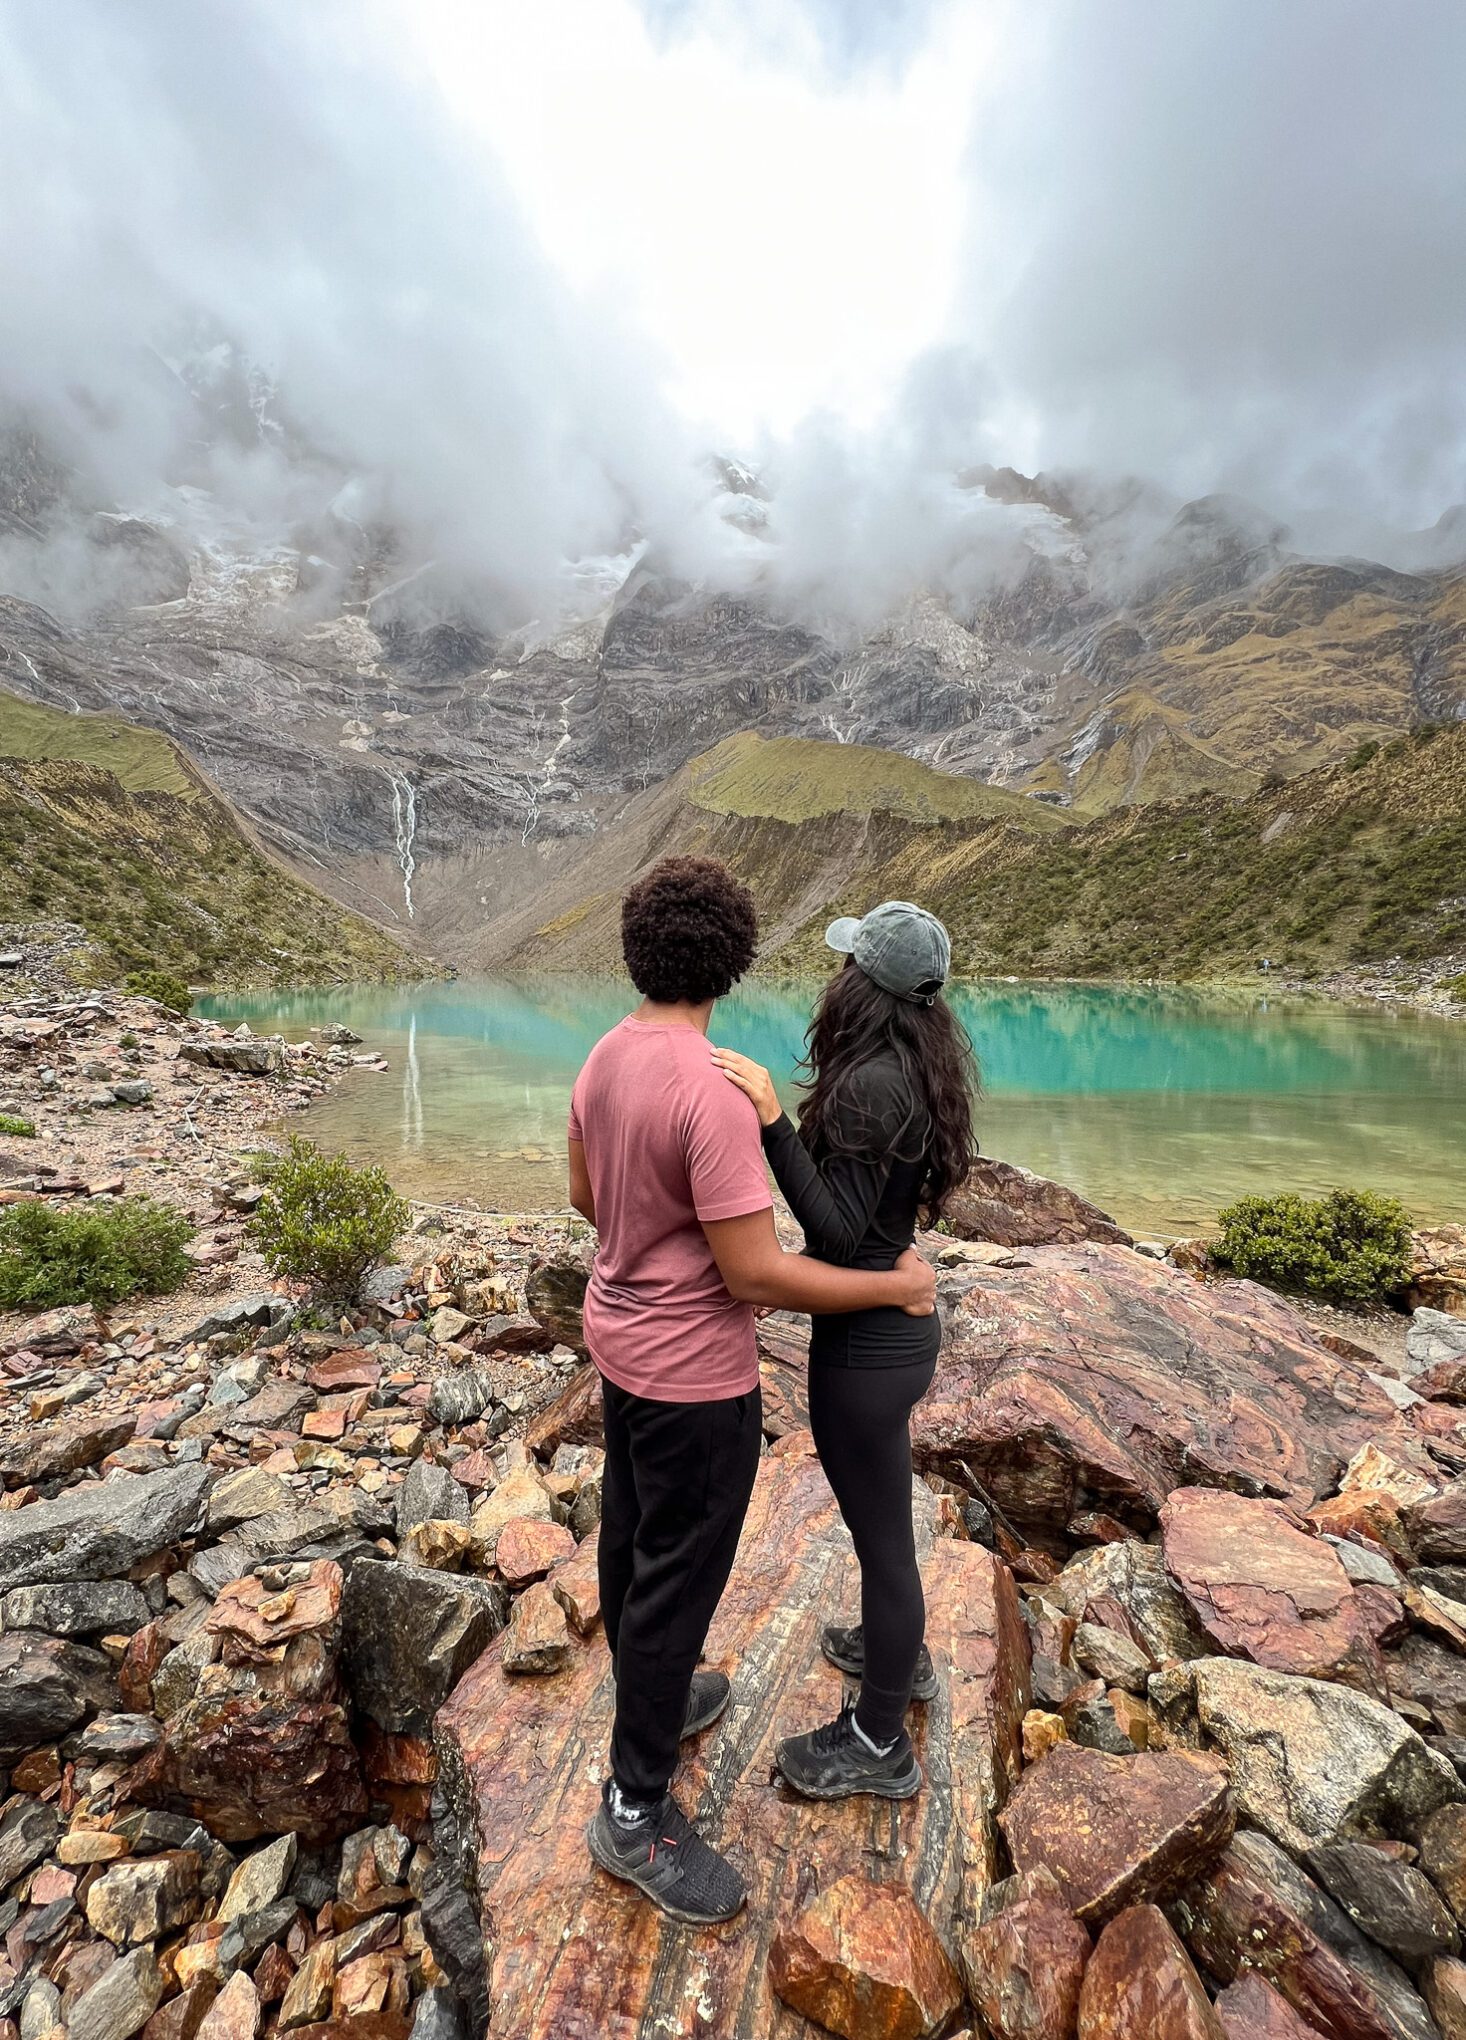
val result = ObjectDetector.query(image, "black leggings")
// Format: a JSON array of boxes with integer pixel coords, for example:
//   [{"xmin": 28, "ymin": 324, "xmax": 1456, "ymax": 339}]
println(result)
[{"xmin": 807, "ymin": 1354, "xmax": 937, "ymax": 1743}]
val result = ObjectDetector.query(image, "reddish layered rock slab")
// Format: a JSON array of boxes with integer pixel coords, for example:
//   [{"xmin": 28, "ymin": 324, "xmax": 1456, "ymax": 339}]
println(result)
[
  {"xmin": 768, "ymin": 1875, "xmax": 962, "ymax": 2040},
  {"xmin": 1077, "ymin": 1905, "xmax": 1224, "ymax": 2039},
  {"xmin": 913, "ymin": 1246, "xmax": 1417, "ymax": 1535},
  {"xmin": 945, "ymin": 1158, "xmax": 1132, "ymax": 1250},
  {"xmin": 434, "ymin": 1434, "xmax": 1030, "ymax": 2039},
  {"xmin": 1215, "ymin": 1976, "xmax": 1329, "ymax": 2037},
  {"xmin": 961, "ymin": 1866, "xmax": 1090, "ymax": 2040},
  {"xmin": 1159, "ymin": 1489, "xmax": 1386, "ymax": 1694},
  {"xmin": 999, "ymin": 1744, "xmax": 1233, "ymax": 1927}
]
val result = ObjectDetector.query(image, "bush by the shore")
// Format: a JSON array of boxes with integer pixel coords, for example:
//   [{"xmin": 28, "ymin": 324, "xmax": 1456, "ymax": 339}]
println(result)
[
  {"xmin": 1212, "ymin": 1186, "xmax": 1414, "ymax": 1304},
  {"xmin": 0, "ymin": 1196, "xmax": 194, "ymax": 1309},
  {"xmin": 122, "ymin": 966, "xmax": 194, "ymax": 1014},
  {"xmin": 248, "ymin": 1134, "xmax": 408, "ymax": 1297}
]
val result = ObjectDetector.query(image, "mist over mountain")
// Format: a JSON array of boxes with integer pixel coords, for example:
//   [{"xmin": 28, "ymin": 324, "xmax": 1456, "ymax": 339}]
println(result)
[{"xmin": 3, "ymin": 0, "xmax": 1465, "ymax": 639}]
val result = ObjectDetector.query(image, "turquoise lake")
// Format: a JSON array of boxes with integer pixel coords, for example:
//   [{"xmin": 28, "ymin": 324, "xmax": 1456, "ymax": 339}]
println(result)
[{"xmin": 200, "ymin": 977, "xmax": 1466, "ymax": 1235}]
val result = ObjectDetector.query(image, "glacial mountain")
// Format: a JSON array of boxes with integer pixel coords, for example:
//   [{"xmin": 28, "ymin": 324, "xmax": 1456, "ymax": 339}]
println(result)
[{"xmin": 0, "ymin": 417, "xmax": 1462, "ymax": 967}]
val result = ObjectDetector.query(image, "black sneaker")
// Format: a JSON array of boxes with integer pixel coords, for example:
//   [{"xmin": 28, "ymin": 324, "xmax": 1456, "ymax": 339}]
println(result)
[
  {"xmin": 682, "ymin": 1669, "xmax": 730, "ymax": 1738},
  {"xmin": 586, "ymin": 1790, "xmax": 747, "ymax": 1925},
  {"xmin": 820, "ymin": 1623, "xmax": 939, "ymax": 1702},
  {"xmin": 775, "ymin": 1699, "xmax": 922, "ymax": 1801}
]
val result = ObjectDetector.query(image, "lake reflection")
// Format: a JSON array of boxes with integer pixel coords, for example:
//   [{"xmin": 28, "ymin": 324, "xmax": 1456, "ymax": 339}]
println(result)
[{"xmin": 199, "ymin": 977, "xmax": 1466, "ymax": 1235}]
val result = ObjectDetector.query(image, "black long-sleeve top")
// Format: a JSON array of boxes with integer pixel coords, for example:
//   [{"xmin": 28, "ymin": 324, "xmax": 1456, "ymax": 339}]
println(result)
[{"xmin": 760, "ymin": 1055, "xmax": 942, "ymax": 1367}]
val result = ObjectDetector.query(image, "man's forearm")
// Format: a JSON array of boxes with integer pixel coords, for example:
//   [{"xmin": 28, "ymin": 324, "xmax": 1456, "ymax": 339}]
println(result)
[{"xmin": 743, "ymin": 1252, "xmax": 910, "ymax": 1314}]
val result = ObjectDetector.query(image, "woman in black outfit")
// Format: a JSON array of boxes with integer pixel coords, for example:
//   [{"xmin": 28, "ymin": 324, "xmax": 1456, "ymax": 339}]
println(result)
[{"xmin": 711, "ymin": 899, "xmax": 978, "ymax": 1800}]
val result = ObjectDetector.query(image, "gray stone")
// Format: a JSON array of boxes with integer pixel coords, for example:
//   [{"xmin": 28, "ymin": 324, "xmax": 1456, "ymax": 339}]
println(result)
[
  {"xmin": 427, "ymin": 1369, "xmax": 499, "ymax": 1428},
  {"xmin": 1307, "ymin": 1840, "xmax": 1460, "ymax": 1964},
  {"xmin": 1153, "ymin": 1656, "xmax": 1463, "ymax": 1858},
  {"xmin": 85, "ymin": 1850, "xmax": 202, "ymax": 1945},
  {"xmin": 1415, "ymin": 1567, "xmax": 1466, "ymax": 1608},
  {"xmin": 228, "ymin": 1378, "xmax": 315, "ymax": 1430},
  {"xmin": 397, "ymin": 1460, "xmax": 470, "ymax": 1535},
  {"xmin": 430, "ymin": 1305, "xmax": 472, "ymax": 1345},
  {"xmin": 109, "ymin": 1080, "xmax": 153, "ymax": 1106},
  {"xmin": 1050, "ymin": 1538, "xmax": 1214, "ymax": 1665},
  {"xmin": 19, "ymin": 1977, "xmax": 61, "ymax": 2039},
  {"xmin": 78, "ymin": 1712, "xmax": 163, "ymax": 1760},
  {"xmin": 206, "ymin": 1466, "xmax": 294, "ymax": 1533},
  {"xmin": 1073, "ymin": 1621, "xmax": 1155, "ymax": 1693},
  {"xmin": 2, "ymin": 1579, "xmax": 149, "ymax": 1637},
  {"xmin": 1410, "ymin": 1309, "xmax": 1466, "ymax": 1371},
  {"xmin": 0, "ymin": 1795, "xmax": 59, "ymax": 1888},
  {"xmin": 410, "ymin": 1987, "xmax": 467, "ymax": 2039},
  {"xmin": 218, "ymin": 1833, "xmax": 298, "ymax": 1922},
  {"xmin": 67, "ymin": 1946, "xmax": 164, "ymax": 2040},
  {"xmin": 183, "ymin": 1294, "xmax": 293, "ymax": 1344},
  {"xmin": 342, "ymin": 1558, "xmax": 508, "ymax": 1733},
  {"xmin": 1327, "ymin": 1536, "xmax": 1407, "ymax": 1591},
  {"xmin": 177, "ymin": 1037, "xmax": 283, "ymax": 1076},
  {"xmin": 0, "ymin": 1630, "xmax": 117, "ymax": 1758},
  {"xmin": 0, "ymin": 1461, "xmax": 213, "ymax": 1592}
]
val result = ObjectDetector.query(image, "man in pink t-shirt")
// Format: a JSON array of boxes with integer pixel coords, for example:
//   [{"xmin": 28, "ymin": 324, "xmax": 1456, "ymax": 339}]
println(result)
[{"xmin": 570, "ymin": 856, "xmax": 936, "ymax": 1927}]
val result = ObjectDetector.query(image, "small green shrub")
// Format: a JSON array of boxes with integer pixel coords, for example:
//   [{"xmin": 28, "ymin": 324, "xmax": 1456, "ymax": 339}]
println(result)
[
  {"xmin": 247, "ymin": 1135, "xmax": 408, "ymax": 1297},
  {"xmin": 1443, "ymin": 973, "xmax": 1466, "ymax": 1003},
  {"xmin": 1345, "ymin": 740, "xmax": 1380, "ymax": 772},
  {"xmin": 118, "ymin": 1031, "xmax": 139, "ymax": 1051},
  {"xmin": 0, "ymin": 1198, "xmax": 194, "ymax": 1310},
  {"xmin": 0, "ymin": 1112, "xmax": 36, "ymax": 1138},
  {"xmin": 1212, "ymin": 1187, "xmax": 1413, "ymax": 1304},
  {"xmin": 123, "ymin": 968, "xmax": 193, "ymax": 1015}
]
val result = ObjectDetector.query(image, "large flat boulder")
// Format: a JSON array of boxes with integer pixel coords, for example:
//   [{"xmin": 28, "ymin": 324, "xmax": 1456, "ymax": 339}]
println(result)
[
  {"xmin": 0, "ymin": 1462, "xmax": 213, "ymax": 1593},
  {"xmin": 913, "ymin": 1246, "xmax": 1416, "ymax": 1536},
  {"xmin": 434, "ymin": 1434, "xmax": 1030, "ymax": 2039}
]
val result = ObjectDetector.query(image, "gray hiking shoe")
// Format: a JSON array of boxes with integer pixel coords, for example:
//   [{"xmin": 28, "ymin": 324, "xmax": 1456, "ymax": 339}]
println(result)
[
  {"xmin": 682, "ymin": 1669, "xmax": 730, "ymax": 1738},
  {"xmin": 820, "ymin": 1622, "xmax": 938, "ymax": 1702},
  {"xmin": 586, "ymin": 1790, "xmax": 746, "ymax": 1924},
  {"xmin": 775, "ymin": 1699, "xmax": 922, "ymax": 1801}
]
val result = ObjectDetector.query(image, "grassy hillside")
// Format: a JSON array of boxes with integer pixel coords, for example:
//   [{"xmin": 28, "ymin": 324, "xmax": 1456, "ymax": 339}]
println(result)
[
  {"xmin": 783, "ymin": 722, "xmax": 1466, "ymax": 982},
  {"xmin": 0, "ymin": 692, "xmax": 430, "ymax": 988},
  {"xmin": 688, "ymin": 731, "xmax": 1064, "ymax": 829},
  {"xmin": 502, "ymin": 724, "xmax": 1466, "ymax": 988}
]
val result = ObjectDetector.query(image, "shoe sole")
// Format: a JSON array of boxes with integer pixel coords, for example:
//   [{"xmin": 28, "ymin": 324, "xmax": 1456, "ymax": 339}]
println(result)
[
  {"xmin": 585, "ymin": 1819, "xmax": 745, "ymax": 1925},
  {"xmin": 820, "ymin": 1643, "xmax": 939, "ymax": 1703},
  {"xmin": 773, "ymin": 1751, "xmax": 924, "ymax": 1801},
  {"xmin": 681, "ymin": 1685, "xmax": 731, "ymax": 1739}
]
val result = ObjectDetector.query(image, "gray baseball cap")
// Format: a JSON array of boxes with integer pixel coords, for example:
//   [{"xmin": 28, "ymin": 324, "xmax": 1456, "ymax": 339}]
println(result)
[{"xmin": 824, "ymin": 900, "xmax": 952, "ymax": 1003}]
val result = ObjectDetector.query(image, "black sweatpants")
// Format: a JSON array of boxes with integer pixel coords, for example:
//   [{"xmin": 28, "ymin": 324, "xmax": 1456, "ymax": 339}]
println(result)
[
  {"xmin": 598, "ymin": 1375, "xmax": 763, "ymax": 1800},
  {"xmin": 807, "ymin": 1354, "xmax": 938, "ymax": 1743}
]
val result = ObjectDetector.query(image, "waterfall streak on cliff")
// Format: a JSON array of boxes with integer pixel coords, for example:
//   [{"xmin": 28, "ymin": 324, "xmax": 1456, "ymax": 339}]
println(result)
[{"xmin": 388, "ymin": 772, "xmax": 417, "ymax": 919}]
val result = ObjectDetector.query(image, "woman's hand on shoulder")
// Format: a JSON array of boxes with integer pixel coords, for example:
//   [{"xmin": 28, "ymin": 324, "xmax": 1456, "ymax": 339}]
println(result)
[{"xmin": 709, "ymin": 1045, "xmax": 782, "ymax": 1127}]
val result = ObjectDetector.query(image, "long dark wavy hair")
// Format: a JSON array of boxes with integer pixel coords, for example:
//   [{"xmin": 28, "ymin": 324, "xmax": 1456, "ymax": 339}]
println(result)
[{"xmin": 795, "ymin": 957, "xmax": 979, "ymax": 1223}]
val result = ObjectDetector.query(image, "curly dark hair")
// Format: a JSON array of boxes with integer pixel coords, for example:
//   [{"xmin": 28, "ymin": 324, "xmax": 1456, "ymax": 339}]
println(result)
[
  {"xmin": 620, "ymin": 856, "xmax": 758, "ymax": 1004},
  {"xmin": 797, "ymin": 956, "xmax": 980, "ymax": 1224}
]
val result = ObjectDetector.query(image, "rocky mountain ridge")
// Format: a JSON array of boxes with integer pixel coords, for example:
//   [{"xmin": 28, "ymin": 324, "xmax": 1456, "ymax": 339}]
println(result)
[{"xmin": 2, "ymin": 420, "xmax": 1463, "ymax": 967}]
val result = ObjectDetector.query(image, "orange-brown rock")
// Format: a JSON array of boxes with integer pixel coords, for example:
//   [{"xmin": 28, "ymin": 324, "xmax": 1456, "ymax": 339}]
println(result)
[
  {"xmin": 495, "ymin": 1518, "xmax": 576, "ymax": 1586},
  {"xmin": 999, "ymin": 1744, "xmax": 1233, "ymax": 1926},
  {"xmin": 523, "ymin": 1361, "xmax": 602, "ymax": 1458},
  {"xmin": 549, "ymin": 1530, "xmax": 602, "ymax": 1634},
  {"xmin": 910, "ymin": 1246, "xmax": 1415, "ymax": 1535},
  {"xmin": 768, "ymin": 1876, "xmax": 960, "ymax": 2040},
  {"xmin": 127, "ymin": 1693, "xmax": 368, "ymax": 1844},
  {"xmin": 1424, "ymin": 1957, "xmax": 1466, "ymax": 2038},
  {"xmin": 1407, "ymin": 1225, "xmax": 1466, "ymax": 1317},
  {"xmin": 961, "ymin": 1865, "xmax": 1089, "ymax": 2040},
  {"xmin": 1409, "ymin": 1488, "xmax": 1466, "ymax": 1565},
  {"xmin": 434, "ymin": 1434, "xmax": 1029, "ymax": 2038},
  {"xmin": 499, "ymin": 1579, "xmax": 571, "ymax": 1674},
  {"xmin": 1214, "ymin": 1976, "xmax": 1327, "ymax": 2037},
  {"xmin": 1160, "ymin": 1489, "xmax": 1385, "ymax": 1693},
  {"xmin": 1077, "ymin": 1905, "xmax": 1223, "ymax": 2039}
]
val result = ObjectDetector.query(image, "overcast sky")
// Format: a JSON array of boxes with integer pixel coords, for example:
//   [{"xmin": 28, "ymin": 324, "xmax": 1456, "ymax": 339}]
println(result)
[{"xmin": 2, "ymin": 0, "xmax": 1463, "ymax": 619}]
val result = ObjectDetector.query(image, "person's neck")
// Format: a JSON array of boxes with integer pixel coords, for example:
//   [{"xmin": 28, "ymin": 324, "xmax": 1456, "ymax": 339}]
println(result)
[{"xmin": 631, "ymin": 996, "xmax": 716, "ymax": 1035}]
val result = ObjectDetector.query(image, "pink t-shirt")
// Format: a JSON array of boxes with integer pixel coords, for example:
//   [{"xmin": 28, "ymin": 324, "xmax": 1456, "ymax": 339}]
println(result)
[{"xmin": 567, "ymin": 1017, "xmax": 772, "ymax": 1402}]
